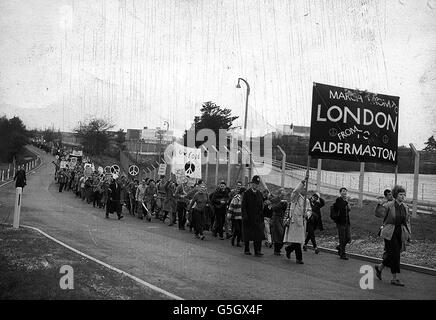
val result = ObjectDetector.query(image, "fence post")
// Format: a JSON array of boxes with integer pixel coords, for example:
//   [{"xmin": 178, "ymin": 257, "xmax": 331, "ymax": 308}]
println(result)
[
  {"xmin": 151, "ymin": 165, "xmax": 156, "ymax": 181},
  {"xmin": 224, "ymin": 146, "xmax": 231, "ymax": 187},
  {"xmin": 410, "ymin": 143, "xmax": 419, "ymax": 217},
  {"xmin": 1, "ymin": 170, "xmax": 3, "ymax": 181},
  {"xmin": 277, "ymin": 146, "xmax": 286, "ymax": 188},
  {"xmin": 422, "ymin": 184, "xmax": 424, "ymax": 201},
  {"xmin": 316, "ymin": 159, "xmax": 322, "ymax": 192},
  {"xmin": 211, "ymin": 145, "xmax": 219, "ymax": 187},
  {"xmin": 202, "ymin": 146, "xmax": 209, "ymax": 186},
  {"xmin": 358, "ymin": 162, "xmax": 365, "ymax": 208}
]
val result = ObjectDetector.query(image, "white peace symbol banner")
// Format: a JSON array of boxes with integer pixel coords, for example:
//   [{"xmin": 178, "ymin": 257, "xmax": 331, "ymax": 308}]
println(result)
[
  {"xmin": 171, "ymin": 142, "xmax": 201, "ymax": 179},
  {"xmin": 129, "ymin": 165, "xmax": 139, "ymax": 176},
  {"xmin": 110, "ymin": 164, "xmax": 120, "ymax": 174}
]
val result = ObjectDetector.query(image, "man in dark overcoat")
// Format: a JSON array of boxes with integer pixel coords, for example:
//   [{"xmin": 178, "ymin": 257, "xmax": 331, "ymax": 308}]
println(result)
[
  {"xmin": 14, "ymin": 166, "xmax": 27, "ymax": 189},
  {"xmin": 241, "ymin": 175, "xmax": 265, "ymax": 256}
]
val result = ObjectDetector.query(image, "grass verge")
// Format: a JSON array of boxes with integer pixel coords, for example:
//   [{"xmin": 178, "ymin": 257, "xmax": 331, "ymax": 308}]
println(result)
[{"xmin": 0, "ymin": 225, "xmax": 171, "ymax": 299}]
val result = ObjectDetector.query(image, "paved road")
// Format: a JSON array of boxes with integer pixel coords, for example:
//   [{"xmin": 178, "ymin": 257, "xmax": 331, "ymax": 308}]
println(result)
[{"xmin": 1, "ymin": 146, "xmax": 435, "ymax": 300}]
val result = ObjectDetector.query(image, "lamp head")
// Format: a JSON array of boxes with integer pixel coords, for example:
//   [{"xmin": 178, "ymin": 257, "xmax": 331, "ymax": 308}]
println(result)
[{"xmin": 236, "ymin": 83, "xmax": 241, "ymax": 89}]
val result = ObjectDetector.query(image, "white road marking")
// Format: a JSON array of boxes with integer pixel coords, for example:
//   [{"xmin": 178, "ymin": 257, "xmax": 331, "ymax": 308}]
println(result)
[{"xmin": 20, "ymin": 224, "xmax": 184, "ymax": 300}]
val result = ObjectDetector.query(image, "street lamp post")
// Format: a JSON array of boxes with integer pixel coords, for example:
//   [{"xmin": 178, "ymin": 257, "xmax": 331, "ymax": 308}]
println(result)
[{"xmin": 236, "ymin": 78, "xmax": 250, "ymax": 186}]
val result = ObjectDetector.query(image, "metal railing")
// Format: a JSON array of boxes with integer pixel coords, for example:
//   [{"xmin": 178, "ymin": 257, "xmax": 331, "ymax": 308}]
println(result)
[{"xmin": 0, "ymin": 156, "xmax": 42, "ymax": 184}]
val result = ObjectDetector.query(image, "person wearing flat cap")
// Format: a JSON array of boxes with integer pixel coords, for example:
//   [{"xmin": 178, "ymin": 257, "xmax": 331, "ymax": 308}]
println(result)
[{"xmin": 241, "ymin": 175, "xmax": 265, "ymax": 256}]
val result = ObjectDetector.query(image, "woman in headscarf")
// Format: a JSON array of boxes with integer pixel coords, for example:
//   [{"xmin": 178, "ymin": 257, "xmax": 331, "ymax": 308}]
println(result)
[{"xmin": 187, "ymin": 184, "xmax": 210, "ymax": 240}]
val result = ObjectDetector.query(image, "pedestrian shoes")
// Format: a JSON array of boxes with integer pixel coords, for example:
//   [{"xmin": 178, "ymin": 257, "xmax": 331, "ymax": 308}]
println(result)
[{"xmin": 391, "ymin": 279, "xmax": 405, "ymax": 287}]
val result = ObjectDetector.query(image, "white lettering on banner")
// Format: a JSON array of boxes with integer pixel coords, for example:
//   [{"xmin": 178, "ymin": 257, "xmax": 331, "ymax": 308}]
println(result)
[
  {"xmin": 329, "ymin": 90, "xmax": 364, "ymax": 103},
  {"xmin": 329, "ymin": 89, "xmax": 398, "ymax": 112},
  {"xmin": 311, "ymin": 141, "xmax": 396, "ymax": 161},
  {"xmin": 316, "ymin": 104, "xmax": 398, "ymax": 132}
]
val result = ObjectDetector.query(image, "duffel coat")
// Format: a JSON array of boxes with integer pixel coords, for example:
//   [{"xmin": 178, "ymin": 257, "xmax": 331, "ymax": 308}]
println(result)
[{"xmin": 283, "ymin": 185, "xmax": 310, "ymax": 244}]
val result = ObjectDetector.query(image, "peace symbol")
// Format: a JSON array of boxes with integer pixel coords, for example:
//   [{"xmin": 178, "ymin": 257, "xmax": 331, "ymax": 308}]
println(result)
[
  {"xmin": 129, "ymin": 165, "xmax": 139, "ymax": 176},
  {"xmin": 110, "ymin": 165, "xmax": 120, "ymax": 174},
  {"xmin": 329, "ymin": 128, "xmax": 338, "ymax": 137},
  {"xmin": 184, "ymin": 162, "xmax": 196, "ymax": 175}
]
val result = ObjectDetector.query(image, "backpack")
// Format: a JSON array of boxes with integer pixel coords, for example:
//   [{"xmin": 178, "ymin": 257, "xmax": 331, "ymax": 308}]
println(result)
[{"xmin": 330, "ymin": 204, "xmax": 339, "ymax": 222}]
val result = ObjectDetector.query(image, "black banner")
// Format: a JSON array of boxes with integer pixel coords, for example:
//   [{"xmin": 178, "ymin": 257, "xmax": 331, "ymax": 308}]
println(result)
[{"xmin": 309, "ymin": 82, "xmax": 399, "ymax": 164}]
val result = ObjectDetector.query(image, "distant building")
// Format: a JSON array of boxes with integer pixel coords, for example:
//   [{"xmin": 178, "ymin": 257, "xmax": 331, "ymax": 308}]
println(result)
[
  {"xmin": 277, "ymin": 124, "xmax": 310, "ymax": 137},
  {"xmin": 141, "ymin": 127, "xmax": 174, "ymax": 143},
  {"xmin": 60, "ymin": 131, "xmax": 83, "ymax": 147},
  {"xmin": 126, "ymin": 129, "xmax": 142, "ymax": 141}
]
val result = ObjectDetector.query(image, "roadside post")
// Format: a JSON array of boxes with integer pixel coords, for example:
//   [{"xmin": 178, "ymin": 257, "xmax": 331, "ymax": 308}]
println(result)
[{"xmin": 13, "ymin": 187, "xmax": 23, "ymax": 229}]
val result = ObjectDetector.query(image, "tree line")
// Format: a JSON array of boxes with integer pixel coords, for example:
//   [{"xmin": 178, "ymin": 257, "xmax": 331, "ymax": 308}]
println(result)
[{"xmin": 0, "ymin": 116, "xmax": 29, "ymax": 163}]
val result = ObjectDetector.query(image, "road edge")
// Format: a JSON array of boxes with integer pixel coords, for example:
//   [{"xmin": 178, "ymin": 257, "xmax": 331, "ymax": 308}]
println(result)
[{"xmin": 0, "ymin": 222, "xmax": 184, "ymax": 300}]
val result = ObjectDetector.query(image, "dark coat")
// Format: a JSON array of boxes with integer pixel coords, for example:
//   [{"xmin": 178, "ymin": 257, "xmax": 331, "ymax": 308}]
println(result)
[
  {"xmin": 14, "ymin": 169, "xmax": 26, "ymax": 188},
  {"xmin": 271, "ymin": 199, "xmax": 288, "ymax": 243},
  {"xmin": 211, "ymin": 187, "xmax": 231, "ymax": 211},
  {"xmin": 333, "ymin": 197, "xmax": 350, "ymax": 226},
  {"xmin": 309, "ymin": 198, "xmax": 325, "ymax": 231},
  {"xmin": 241, "ymin": 188, "xmax": 265, "ymax": 241},
  {"xmin": 107, "ymin": 181, "xmax": 122, "ymax": 214}
]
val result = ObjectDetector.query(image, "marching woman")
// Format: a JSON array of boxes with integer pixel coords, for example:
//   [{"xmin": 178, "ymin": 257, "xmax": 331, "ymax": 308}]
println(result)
[
  {"xmin": 162, "ymin": 180, "xmax": 177, "ymax": 226},
  {"xmin": 227, "ymin": 187, "xmax": 246, "ymax": 247},
  {"xmin": 283, "ymin": 180, "xmax": 310, "ymax": 264},
  {"xmin": 303, "ymin": 192, "xmax": 325, "ymax": 254},
  {"xmin": 374, "ymin": 185, "xmax": 411, "ymax": 286},
  {"xmin": 187, "ymin": 184, "xmax": 210, "ymax": 240},
  {"xmin": 175, "ymin": 181, "xmax": 190, "ymax": 230}
]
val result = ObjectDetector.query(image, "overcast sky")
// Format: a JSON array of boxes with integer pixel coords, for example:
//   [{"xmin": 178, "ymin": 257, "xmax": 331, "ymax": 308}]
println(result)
[{"xmin": 0, "ymin": 0, "xmax": 435, "ymax": 148}]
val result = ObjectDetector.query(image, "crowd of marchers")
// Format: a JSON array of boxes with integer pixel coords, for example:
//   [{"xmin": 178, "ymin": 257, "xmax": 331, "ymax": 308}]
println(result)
[{"xmin": 38, "ymin": 144, "xmax": 412, "ymax": 287}]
